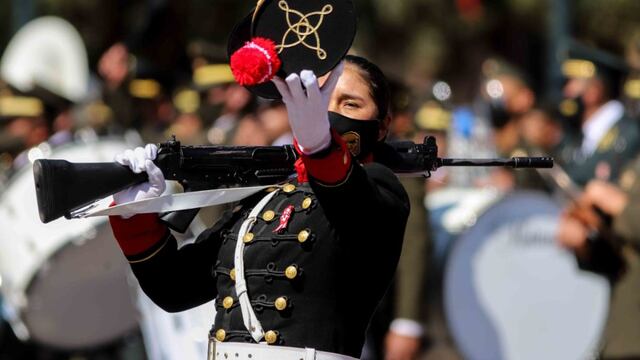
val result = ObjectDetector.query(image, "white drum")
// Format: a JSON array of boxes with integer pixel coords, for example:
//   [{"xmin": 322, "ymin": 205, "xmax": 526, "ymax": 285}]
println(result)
[
  {"xmin": 444, "ymin": 192, "xmax": 610, "ymax": 360},
  {"xmin": 0, "ymin": 139, "xmax": 139, "ymax": 349}
]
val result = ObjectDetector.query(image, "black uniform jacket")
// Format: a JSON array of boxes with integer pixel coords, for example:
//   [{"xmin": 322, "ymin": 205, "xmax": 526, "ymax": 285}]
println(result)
[{"xmin": 110, "ymin": 135, "xmax": 410, "ymax": 358}]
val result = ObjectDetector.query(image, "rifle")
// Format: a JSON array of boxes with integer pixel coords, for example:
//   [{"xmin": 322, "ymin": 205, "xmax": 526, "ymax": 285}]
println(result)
[{"xmin": 33, "ymin": 136, "xmax": 553, "ymax": 231}]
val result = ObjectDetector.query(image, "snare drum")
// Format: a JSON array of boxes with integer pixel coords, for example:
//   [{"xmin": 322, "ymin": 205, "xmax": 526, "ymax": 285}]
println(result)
[
  {"xmin": 444, "ymin": 192, "xmax": 610, "ymax": 360},
  {"xmin": 0, "ymin": 139, "xmax": 139, "ymax": 349}
]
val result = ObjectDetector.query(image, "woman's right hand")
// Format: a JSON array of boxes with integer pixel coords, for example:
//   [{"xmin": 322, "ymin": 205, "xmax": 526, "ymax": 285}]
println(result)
[{"xmin": 113, "ymin": 144, "xmax": 166, "ymax": 212}]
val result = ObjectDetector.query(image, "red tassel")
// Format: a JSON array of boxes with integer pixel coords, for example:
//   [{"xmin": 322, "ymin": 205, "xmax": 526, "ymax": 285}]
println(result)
[{"xmin": 230, "ymin": 37, "xmax": 282, "ymax": 86}]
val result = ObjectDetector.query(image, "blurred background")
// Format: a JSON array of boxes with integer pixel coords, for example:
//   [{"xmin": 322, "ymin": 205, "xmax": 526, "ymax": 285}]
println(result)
[{"xmin": 2, "ymin": 0, "xmax": 640, "ymax": 359}]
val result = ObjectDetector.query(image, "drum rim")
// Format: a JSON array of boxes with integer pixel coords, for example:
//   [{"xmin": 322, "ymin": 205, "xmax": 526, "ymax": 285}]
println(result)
[
  {"xmin": 0, "ymin": 136, "xmax": 132, "ymax": 196},
  {"xmin": 17, "ymin": 221, "xmax": 139, "ymax": 349},
  {"xmin": 0, "ymin": 137, "xmax": 140, "ymax": 349},
  {"xmin": 442, "ymin": 190, "xmax": 610, "ymax": 360}
]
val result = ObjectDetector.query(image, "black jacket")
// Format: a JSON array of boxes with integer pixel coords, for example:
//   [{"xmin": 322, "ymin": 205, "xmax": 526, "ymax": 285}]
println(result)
[{"xmin": 123, "ymin": 160, "xmax": 409, "ymax": 358}]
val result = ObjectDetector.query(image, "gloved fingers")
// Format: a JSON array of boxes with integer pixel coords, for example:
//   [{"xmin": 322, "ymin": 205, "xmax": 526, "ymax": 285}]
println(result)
[
  {"xmin": 115, "ymin": 148, "xmax": 135, "ymax": 168},
  {"xmin": 112, "ymin": 190, "xmax": 131, "ymax": 208},
  {"xmin": 144, "ymin": 143, "xmax": 158, "ymax": 160},
  {"xmin": 320, "ymin": 61, "xmax": 344, "ymax": 97},
  {"xmin": 145, "ymin": 159, "xmax": 166, "ymax": 193},
  {"xmin": 300, "ymin": 70, "xmax": 321, "ymax": 103},
  {"xmin": 272, "ymin": 77, "xmax": 292, "ymax": 102},
  {"xmin": 285, "ymin": 73, "xmax": 306, "ymax": 101},
  {"xmin": 114, "ymin": 152, "xmax": 127, "ymax": 166},
  {"xmin": 133, "ymin": 146, "xmax": 148, "ymax": 173}
]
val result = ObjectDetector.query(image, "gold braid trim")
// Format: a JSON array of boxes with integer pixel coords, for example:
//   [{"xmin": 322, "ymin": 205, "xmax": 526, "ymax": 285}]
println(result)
[
  {"xmin": 128, "ymin": 235, "xmax": 170, "ymax": 264},
  {"xmin": 275, "ymin": 1, "xmax": 333, "ymax": 60}
]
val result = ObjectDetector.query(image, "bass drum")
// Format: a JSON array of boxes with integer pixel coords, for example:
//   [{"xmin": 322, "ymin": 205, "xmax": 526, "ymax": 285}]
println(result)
[
  {"xmin": 0, "ymin": 139, "xmax": 139, "ymax": 349},
  {"xmin": 444, "ymin": 192, "xmax": 610, "ymax": 360}
]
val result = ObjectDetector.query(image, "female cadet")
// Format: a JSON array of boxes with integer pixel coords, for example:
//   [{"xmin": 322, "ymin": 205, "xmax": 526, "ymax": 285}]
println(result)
[{"xmin": 109, "ymin": 55, "xmax": 409, "ymax": 359}]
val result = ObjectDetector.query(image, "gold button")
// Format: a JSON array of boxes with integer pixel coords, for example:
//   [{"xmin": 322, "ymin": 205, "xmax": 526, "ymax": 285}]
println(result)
[
  {"xmin": 262, "ymin": 210, "xmax": 276, "ymax": 222},
  {"xmin": 223, "ymin": 296, "xmax": 234, "ymax": 309},
  {"xmin": 274, "ymin": 297, "xmax": 288, "ymax": 311},
  {"xmin": 229, "ymin": 268, "xmax": 236, "ymax": 281},
  {"xmin": 243, "ymin": 232, "xmax": 254, "ymax": 243},
  {"xmin": 215, "ymin": 329, "xmax": 226, "ymax": 342},
  {"xmin": 285, "ymin": 265, "xmax": 298, "ymax": 279},
  {"xmin": 264, "ymin": 330, "xmax": 278, "ymax": 344},
  {"xmin": 283, "ymin": 184, "xmax": 296, "ymax": 193},
  {"xmin": 302, "ymin": 197, "xmax": 313, "ymax": 209},
  {"xmin": 266, "ymin": 187, "xmax": 278, "ymax": 193},
  {"xmin": 298, "ymin": 230, "xmax": 310, "ymax": 243}
]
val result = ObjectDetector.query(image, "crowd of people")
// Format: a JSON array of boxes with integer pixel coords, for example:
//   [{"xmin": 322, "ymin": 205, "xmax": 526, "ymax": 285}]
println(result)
[{"xmin": 4, "ymin": 10, "xmax": 640, "ymax": 360}]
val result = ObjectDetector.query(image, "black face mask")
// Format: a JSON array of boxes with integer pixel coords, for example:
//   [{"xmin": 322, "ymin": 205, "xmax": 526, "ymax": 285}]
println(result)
[
  {"xmin": 558, "ymin": 95, "xmax": 585, "ymax": 127},
  {"xmin": 0, "ymin": 132, "xmax": 26, "ymax": 156},
  {"xmin": 328, "ymin": 111, "xmax": 380, "ymax": 161},
  {"xmin": 489, "ymin": 100, "xmax": 511, "ymax": 129}
]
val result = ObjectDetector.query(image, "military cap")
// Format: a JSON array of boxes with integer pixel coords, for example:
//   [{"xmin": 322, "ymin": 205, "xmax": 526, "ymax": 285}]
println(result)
[
  {"xmin": 562, "ymin": 42, "xmax": 628, "ymax": 98},
  {"xmin": 414, "ymin": 100, "xmax": 451, "ymax": 132},
  {"xmin": 0, "ymin": 84, "xmax": 43, "ymax": 119},
  {"xmin": 193, "ymin": 64, "xmax": 235, "ymax": 89}
]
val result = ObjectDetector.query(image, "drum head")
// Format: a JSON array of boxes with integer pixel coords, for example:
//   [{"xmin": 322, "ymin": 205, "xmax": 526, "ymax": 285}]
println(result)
[
  {"xmin": 23, "ymin": 222, "xmax": 137, "ymax": 349},
  {"xmin": 444, "ymin": 192, "xmax": 610, "ymax": 360},
  {"xmin": 0, "ymin": 139, "xmax": 139, "ymax": 349}
]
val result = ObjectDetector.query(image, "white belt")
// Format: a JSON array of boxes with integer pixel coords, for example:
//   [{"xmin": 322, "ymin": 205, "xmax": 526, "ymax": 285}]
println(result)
[
  {"xmin": 76, "ymin": 185, "xmax": 274, "ymax": 218},
  {"xmin": 208, "ymin": 342, "xmax": 358, "ymax": 360},
  {"xmin": 234, "ymin": 189, "xmax": 281, "ymax": 342}
]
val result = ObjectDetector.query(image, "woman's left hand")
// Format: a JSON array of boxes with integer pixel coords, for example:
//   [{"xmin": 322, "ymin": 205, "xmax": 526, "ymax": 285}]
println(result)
[
  {"xmin": 272, "ymin": 62, "xmax": 344, "ymax": 155},
  {"xmin": 581, "ymin": 180, "xmax": 628, "ymax": 217}
]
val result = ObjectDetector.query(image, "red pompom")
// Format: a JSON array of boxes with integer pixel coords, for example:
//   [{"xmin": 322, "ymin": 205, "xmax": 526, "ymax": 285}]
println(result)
[{"xmin": 230, "ymin": 37, "xmax": 282, "ymax": 86}]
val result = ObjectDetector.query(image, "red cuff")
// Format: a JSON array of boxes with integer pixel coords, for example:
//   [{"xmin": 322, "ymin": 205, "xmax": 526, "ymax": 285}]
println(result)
[
  {"xmin": 295, "ymin": 130, "xmax": 352, "ymax": 185},
  {"xmin": 109, "ymin": 211, "xmax": 168, "ymax": 256}
]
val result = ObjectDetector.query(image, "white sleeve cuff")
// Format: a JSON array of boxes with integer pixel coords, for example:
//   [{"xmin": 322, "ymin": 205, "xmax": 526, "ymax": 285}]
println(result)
[{"xmin": 389, "ymin": 318, "xmax": 424, "ymax": 338}]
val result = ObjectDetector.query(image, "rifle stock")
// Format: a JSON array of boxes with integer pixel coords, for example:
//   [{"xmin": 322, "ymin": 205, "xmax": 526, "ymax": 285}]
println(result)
[{"xmin": 33, "ymin": 159, "xmax": 148, "ymax": 223}]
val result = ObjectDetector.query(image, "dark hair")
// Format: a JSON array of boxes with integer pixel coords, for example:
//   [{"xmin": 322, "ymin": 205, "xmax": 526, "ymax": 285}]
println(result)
[{"xmin": 344, "ymin": 55, "xmax": 391, "ymax": 120}]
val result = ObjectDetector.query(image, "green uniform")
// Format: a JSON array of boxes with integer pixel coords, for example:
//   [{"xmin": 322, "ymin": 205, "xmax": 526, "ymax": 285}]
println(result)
[
  {"xmin": 584, "ymin": 158, "xmax": 640, "ymax": 359},
  {"xmin": 563, "ymin": 114, "xmax": 640, "ymax": 187},
  {"xmin": 394, "ymin": 177, "xmax": 430, "ymax": 322},
  {"xmin": 603, "ymin": 158, "xmax": 640, "ymax": 358}
]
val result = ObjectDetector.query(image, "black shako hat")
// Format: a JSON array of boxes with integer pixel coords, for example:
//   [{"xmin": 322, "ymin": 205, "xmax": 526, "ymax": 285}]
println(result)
[{"xmin": 227, "ymin": 0, "xmax": 357, "ymax": 99}]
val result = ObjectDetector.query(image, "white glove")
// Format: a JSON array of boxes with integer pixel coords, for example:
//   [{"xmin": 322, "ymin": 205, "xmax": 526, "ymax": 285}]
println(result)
[
  {"xmin": 113, "ymin": 144, "xmax": 166, "ymax": 217},
  {"xmin": 272, "ymin": 62, "xmax": 344, "ymax": 155}
]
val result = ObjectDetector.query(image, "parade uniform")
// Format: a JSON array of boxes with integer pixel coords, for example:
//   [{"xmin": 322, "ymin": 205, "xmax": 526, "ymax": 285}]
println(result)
[
  {"xmin": 571, "ymin": 157, "xmax": 640, "ymax": 359},
  {"xmin": 563, "ymin": 103, "xmax": 640, "ymax": 187},
  {"xmin": 109, "ymin": 131, "xmax": 410, "ymax": 358},
  {"xmin": 599, "ymin": 159, "xmax": 640, "ymax": 359},
  {"xmin": 393, "ymin": 177, "xmax": 430, "ymax": 329}
]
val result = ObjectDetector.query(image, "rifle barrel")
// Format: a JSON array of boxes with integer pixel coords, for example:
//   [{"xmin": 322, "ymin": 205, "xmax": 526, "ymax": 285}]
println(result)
[{"xmin": 440, "ymin": 157, "xmax": 554, "ymax": 169}]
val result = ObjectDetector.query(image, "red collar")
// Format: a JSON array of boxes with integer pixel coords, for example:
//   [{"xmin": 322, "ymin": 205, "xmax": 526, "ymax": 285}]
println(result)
[{"xmin": 294, "ymin": 157, "xmax": 309, "ymax": 183}]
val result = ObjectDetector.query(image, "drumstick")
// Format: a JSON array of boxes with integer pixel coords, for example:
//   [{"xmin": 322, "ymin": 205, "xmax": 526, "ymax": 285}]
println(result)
[{"xmin": 536, "ymin": 162, "xmax": 583, "ymax": 202}]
